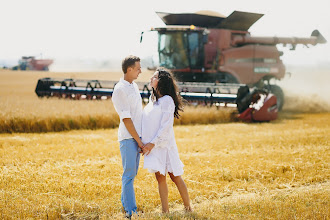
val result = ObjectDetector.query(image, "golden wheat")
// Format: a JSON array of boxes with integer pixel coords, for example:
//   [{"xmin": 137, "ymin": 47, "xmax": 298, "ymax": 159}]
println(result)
[
  {"xmin": 1, "ymin": 69, "xmax": 329, "ymax": 219},
  {"xmin": 0, "ymin": 95, "xmax": 236, "ymax": 133},
  {"xmin": 0, "ymin": 112, "xmax": 329, "ymax": 219}
]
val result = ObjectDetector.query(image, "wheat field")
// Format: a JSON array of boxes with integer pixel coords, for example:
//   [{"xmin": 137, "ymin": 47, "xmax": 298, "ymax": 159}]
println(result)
[
  {"xmin": 0, "ymin": 112, "xmax": 329, "ymax": 219},
  {"xmin": 0, "ymin": 69, "xmax": 329, "ymax": 219},
  {"xmin": 1, "ymin": 69, "xmax": 329, "ymax": 133},
  {"xmin": 0, "ymin": 70, "xmax": 237, "ymax": 133}
]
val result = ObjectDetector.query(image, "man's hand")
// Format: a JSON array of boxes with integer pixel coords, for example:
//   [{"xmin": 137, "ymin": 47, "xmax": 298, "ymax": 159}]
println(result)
[
  {"xmin": 137, "ymin": 141, "xmax": 144, "ymax": 149},
  {"xmin": 142, "ymin": 143, "xmax": 155, "ymax": 156},
  {"xmin": 138, "ymin": 143, "xmax": 145, "ymax": 153},
  {"xmin": 122, "ymin": 118, "xmax": 144, "ymax": 152}
]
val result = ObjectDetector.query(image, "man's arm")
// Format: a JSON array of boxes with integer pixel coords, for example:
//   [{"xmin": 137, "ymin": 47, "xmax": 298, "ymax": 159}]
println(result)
[
  {"xmin": 122, "ymin": 118, "xmax": 144, "ymax": 149},
  {"xmin": 112, "ymin": 87, "xmax": 144, "ymax": 149}
]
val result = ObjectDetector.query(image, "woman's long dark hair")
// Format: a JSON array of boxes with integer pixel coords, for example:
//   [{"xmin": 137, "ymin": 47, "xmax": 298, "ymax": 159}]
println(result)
[{"xmin": 152, "ymin": 67, "xmax": 184, "ymax": 119}]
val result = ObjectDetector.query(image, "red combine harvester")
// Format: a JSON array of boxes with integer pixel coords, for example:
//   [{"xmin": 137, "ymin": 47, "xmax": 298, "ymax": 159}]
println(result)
[
  {"xmin": 35, "ymin": 10, "xmax": 326, "ymax": 122},
  {"xmin": 140, "ymin": 10, "xmax": 326, "ymax": 111},
  {"xmin": 12, "ymin": 56, "xmax": 53, "ymax": 71}
]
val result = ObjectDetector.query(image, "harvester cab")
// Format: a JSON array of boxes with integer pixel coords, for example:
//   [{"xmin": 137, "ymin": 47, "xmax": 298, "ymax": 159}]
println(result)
[
  {"xmin": 17, "ymin": 56, "xmax": 32, "ymax": 70},
  {"xmin": 140, "ymin": 10, "xmax": 327, "ymax": 110}
]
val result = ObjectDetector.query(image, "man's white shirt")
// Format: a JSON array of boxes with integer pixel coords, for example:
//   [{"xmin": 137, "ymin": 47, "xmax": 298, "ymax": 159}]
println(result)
[{"xmin": 112, "ymin": 78, "xmax": 143, "ymax": 142}]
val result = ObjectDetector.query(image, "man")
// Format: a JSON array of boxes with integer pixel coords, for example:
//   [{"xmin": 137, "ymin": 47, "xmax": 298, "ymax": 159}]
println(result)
[{"xmin": 111, "ymin": 55, "xmax": 144, "ymax": 218}]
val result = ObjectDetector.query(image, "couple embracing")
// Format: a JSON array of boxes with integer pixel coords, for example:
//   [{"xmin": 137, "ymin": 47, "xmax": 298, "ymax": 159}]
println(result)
[{"xmin": 112, "ymin": 55, "xmax": 192, "ymax": 218}]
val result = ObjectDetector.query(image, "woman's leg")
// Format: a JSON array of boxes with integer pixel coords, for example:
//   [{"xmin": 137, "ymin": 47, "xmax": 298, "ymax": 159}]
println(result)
[
  {"xmin": 168, "ymin": 173, "xmax": 192, "ymax": 211},
  {"xmin": 155, "ymin": 172, "xmax": 169, "ymax": 213}
]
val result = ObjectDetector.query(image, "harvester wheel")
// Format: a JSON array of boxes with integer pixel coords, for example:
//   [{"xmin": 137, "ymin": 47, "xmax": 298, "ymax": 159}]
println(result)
[{"xmin": 267, "ymin": 85, "xmax": 284, "ymax": 111}]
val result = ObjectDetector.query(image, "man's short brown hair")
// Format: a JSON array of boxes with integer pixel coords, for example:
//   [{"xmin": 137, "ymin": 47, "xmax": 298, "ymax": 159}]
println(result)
[{"xmin": 122, "ymin": 55, "xmax": 140, "ymax": 73}]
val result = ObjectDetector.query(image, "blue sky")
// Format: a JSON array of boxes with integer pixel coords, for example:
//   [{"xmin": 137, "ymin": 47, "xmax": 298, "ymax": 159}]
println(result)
[{"xmin": 1, "ymin": 0, "xmax": 329, "ymax": 67}]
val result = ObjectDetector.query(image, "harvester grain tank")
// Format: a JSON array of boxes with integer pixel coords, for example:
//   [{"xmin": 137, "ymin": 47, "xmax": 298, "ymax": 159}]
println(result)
[{"xmin": 141, "ymin": 10, "xmax": 326, "ymax": 110}]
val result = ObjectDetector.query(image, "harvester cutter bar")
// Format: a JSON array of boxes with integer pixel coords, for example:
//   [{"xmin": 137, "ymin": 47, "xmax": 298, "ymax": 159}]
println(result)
[{"xmin": 35, "ymin": 77, "xmax": 239, "ymax": 105}]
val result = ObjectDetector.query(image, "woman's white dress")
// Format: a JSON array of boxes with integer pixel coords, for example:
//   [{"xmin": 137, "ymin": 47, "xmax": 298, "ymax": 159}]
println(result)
[{"xmin": 142, "ymin": 95, "xmax": 184, "ymax": 176}]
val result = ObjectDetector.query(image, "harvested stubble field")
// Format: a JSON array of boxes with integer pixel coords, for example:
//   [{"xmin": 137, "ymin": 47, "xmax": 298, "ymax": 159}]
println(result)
[{"xmin": 0, "ymin": 69, "xmax": 329, "ymax": 219}]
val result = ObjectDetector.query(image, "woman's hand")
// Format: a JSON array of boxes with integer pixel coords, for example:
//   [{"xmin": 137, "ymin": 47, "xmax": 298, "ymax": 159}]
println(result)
[{"xmin": 142, "ymin": 143, "xmax": 155, "ymax": 156}]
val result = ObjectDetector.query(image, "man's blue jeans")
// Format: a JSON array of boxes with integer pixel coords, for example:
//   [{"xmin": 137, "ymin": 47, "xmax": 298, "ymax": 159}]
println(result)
[{"xmin": 119, "ymin": 138, "xmax": 141, "ymax": 215}]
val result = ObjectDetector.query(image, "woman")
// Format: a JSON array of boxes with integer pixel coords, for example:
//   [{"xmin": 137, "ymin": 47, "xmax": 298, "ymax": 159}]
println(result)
[{"xmin": 141, "ymin": 67, "xmax": 192, "ymax": 213}]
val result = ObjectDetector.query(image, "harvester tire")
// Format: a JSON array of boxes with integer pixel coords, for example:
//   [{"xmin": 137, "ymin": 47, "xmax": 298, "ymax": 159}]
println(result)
[{"xmin": 268, "ymin": 85, "xmax": 284, "ymax": 111}]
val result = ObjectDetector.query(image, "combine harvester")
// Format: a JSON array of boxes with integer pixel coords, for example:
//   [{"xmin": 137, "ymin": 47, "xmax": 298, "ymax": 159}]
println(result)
[
  {"xmin": 140, "ymin": 10, "xmax": 326, "ymax": 111},
  {"xmin": 12, "ymin": 56, "xmax": 53, "ymax": 71},
  {"xmin": 35, "ymin": 10, "xmax": 326, "ymax": 122}
]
